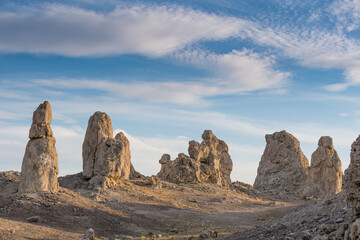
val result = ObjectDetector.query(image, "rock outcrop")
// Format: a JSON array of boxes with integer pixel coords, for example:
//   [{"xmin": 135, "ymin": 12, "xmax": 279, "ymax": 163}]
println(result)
[
  {"xmin": 345, "ymin": 135, "xmax": 360, "ymax": 220},
  {"xmin": 19, "ymin": 101, "xmax": 59, "ymax": 193},
  {"xmin": 157, "ymin": 130, "xmax": 233, "ymax": 187},
  {"xmin": 304, "ymin": 136, "xmax": 342, "ymax": 197},
  {"xmin": 82, "ymin": 111, "xmax": 132, "ymax": 188},
  {"xmin": 82, "ymin": 112, "xmax": 113, "ymax": 179},
  {"xmin": 253, "ymin": 130, "xmax": 309, "ymax": 196}
]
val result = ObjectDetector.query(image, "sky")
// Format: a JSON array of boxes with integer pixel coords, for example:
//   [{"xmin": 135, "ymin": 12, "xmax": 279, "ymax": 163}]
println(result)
[{"xmin": 1, "ymin": 0, "xmax": 360, "ymax": 184}]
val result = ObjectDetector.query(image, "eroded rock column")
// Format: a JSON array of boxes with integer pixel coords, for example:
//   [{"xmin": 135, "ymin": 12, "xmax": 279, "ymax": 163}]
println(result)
[
  {"xmin": 82, "ymin": 112, "xmax": 132, "ymax": 188},
  {"xmin": 306, "ymin": 136, "xmax": 342, "ymax": 196},
  {"xmin": 19, "ymin": 101, "xmax": 59, "ymax": 193},
  {"xmin": 253, "ymin": 130, "xmax": 309, "ymax": 195}
]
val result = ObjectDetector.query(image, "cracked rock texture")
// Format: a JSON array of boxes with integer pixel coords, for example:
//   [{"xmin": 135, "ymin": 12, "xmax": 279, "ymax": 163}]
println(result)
[
  {"xmin": 82, "ymin": 111, "xmax": 132, "ymax": 188},
  {"xmin": 82, "ymin": 112, "xmax": 113, "ymax": 179},
  {"xmin": 19, "ymin": 101, "xmax": 59, "ymax": 193},
  {"xmin": 304, "ymin": 136, "xmax": 342, "ymax": 197},
  {"xmin": 253, "ymin": 130, "xmax": 309, "ymax": 196}
]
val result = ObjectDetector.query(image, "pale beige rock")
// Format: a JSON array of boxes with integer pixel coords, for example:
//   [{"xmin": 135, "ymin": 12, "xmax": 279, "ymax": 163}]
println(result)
[
  {"xmin": 32, "ymin": 101, "xmax": 52, "ymax": 125},
  {"xmin": 82, "ymin": 112, "xmax": 113, "ymax": 179},
  {"xmin": 157, "ymin": 130, "xmax": 233, "ymax": 187},
  {"xmin": 253, "ymin": 130, "xmax": 309, "ymax": 195},
  {"xmin": 93, "ymin": 132, "xmax": 131, "ymax": 180},
  {"xmin": 19, "ymin": 101, "xmax": 59, "ymax": 193},
  {"xmin": 149, "ymin": 175, "xmax": 162, "ymax": 189},
  {"xmin": 29, "ymin": 124, "xmax": 53, "ymax": 139},
  {"xmin": 88, "ymin": 175, "xmax": 116, "ymax": 190},
  {"xmin": 158, "ymin": 153, "xmax": 200, "ymax": 183},
  {"xmin": 345, "ymin": 135, "xmax": 360, "ymax": 220},
  {"xmin": 304, "ymin": 136, "xmax": 342, "ymax": 197},
  {"xmin": 82, "ymin": 111, "xmax": 134, "ymax": 188}
]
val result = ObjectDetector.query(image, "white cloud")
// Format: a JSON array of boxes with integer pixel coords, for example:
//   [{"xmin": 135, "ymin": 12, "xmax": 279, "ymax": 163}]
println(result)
[
  {"xmin": 0, "ymin": 110, "xmax": 25, "ymax": 120},
  {"xmin": 0, "ymin": 4, "xmax": 290, "ymax": 94},
  {"xmin": 0, "ymin": 4, "xmax": 248, "ymax": 57},
  {"xmin": 331, "ymin": 0, "xmax": 360, "ymax": 31},
  {"xmin": 172, "ymin": 49, "xmax": 289, "ymax": 91},
  {"xmin": 32, "ymin": 62, "xmax": 288, "ymax": 104}
]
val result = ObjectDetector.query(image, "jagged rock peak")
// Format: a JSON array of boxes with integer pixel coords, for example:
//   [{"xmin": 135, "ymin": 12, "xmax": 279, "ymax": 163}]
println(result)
[
  {"xmin": 19, "ymin": 101, "xmax": 59, "ymax": 193},
  {"xmin": 157, "ymin": 130, "xmax": 233, "ymax": 187},
  {"xmin": 253, "ymin": 130, "xmax": 309, "ymax": 196}
]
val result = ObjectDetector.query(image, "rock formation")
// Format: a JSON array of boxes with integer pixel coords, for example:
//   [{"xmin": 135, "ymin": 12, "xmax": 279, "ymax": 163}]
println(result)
[
  {"xmin": 82, "ymin": 111, "xmax": 132, "ymax": 188},
  {"xmin": 82, "ymin": 111, "xmax": 113, "ymax": 179},
  {"xmin": 345, "ymin": 135, "xmax": 360, "ymax": 220},
  {"xmin": 304, "ymin": 136, "xmax": 342, "ymax": 196},
  {"xmin": 253, "ymin": 130, "xmax": 309, "ymax": 195},
  {"xmin": 19, "ymin": 101, "xmax": 59, "ymax": 193},
  {"xmin": 157, "ymin": 130, "xmax": 233, "ymax": 187}
]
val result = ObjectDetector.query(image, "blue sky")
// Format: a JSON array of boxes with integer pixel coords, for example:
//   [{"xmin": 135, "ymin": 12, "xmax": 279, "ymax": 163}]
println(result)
[{"xmin": 1, "ymin": 0, "xmax": 360, "ymax": 184}]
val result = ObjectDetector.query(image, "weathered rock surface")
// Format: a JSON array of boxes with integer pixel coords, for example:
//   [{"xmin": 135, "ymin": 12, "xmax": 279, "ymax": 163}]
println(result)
[
  {"xmin": 19, "ymin": 101, "xmax": 59, "ymax": 193},
  {"xmin": 253, "ymin": 130, "xmax": 309, "ymax": 196},
  {"xmin": 82, "ymin": 112, "xmax": 133, "ymax": 188},
  {"xmin": 304, "ymin": 136, "xmax": 342, "ymax": 197},
  {"xmin": 345, "ymin": 135, "xmax": 360, "ymax": 220},
  {"xmin": 157, "ymin": 130, "xmax": 233, "ymax": 187},
  {"xmin": 93, "ymin": 132, "xmax": 131, "ymax": 180},
  {"xmin": 82, "ymin": 112, "xmax": 113, "ymax": 179}
]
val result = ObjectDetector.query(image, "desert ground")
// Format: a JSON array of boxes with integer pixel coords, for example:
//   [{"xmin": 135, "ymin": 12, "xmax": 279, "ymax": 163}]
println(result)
[{"xmin": 0, "ymin": 170, "xmax": 315, "ymax": 240}]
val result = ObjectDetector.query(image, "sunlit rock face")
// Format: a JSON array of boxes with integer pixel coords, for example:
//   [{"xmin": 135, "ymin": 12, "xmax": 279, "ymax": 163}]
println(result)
[
  {"xmin": 82, "ymin": 111, "xmax": 132, "ymax": 189},
  {"xmin": 19, "ymin": 101, "xmax": 59, "ymax": 193},
  {"xmin": 253, "ymin": 130, "xmax": 309, "ymax": 195},
  {"xmin": 158, "ymin": 130, "xmax": 233, "ymax": 187},
  {"xmin": 304, "ymin": 136, "xmax": 342, "ymax": 197}
]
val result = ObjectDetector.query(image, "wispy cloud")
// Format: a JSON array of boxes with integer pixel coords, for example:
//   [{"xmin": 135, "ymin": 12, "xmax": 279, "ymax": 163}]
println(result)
[
  {"xmin": 330, "ymin": 0, "xmax": 360, "ymax": 31},
  {"xmin": 0, "ymin": 4, "xmax": 248, "ymax": 57},
  {"xmin": 1, "ymin": 2, "xmax": 360, "ymax": 92},
  {"xmin": 172, "ymin": 48, "xmax": 289, "ymax": 91}
]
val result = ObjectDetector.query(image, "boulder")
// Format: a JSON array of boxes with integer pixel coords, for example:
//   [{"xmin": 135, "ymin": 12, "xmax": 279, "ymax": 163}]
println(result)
[
  {"xmin": 304, "ymin": 136, "xmax": 342, "ymax": 196},
  {"xmin": 158, "ymin": 153, "xmax": 200, "ymax": 183},
  {"xmin": 19, "ymin": 101, "xmax": 59, "ymax": 193},
  {"xmin": 82, "ymin": 111, "xmax": 113, "ymax": 179},
  {"xmin": 82, "ymin": 112, "xmax": 134, "ymax": 188},
  {"xmin": 345, "ymin": 135, "xmax": 360, "ymax": 220},
  {"xmin": 80, "ymin": 228, "xmax": 95, "ymax": 240},
  {"xmin": 157, "ymin": 130, "xmax": 233, "ymax": 187},
  {"xmin": 253, "ymin": 130, "xmax": 309, "ymax": 195},
  {"xmin": 149, "ymin": 175, "xmax": 162, "ymax": 189}
]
